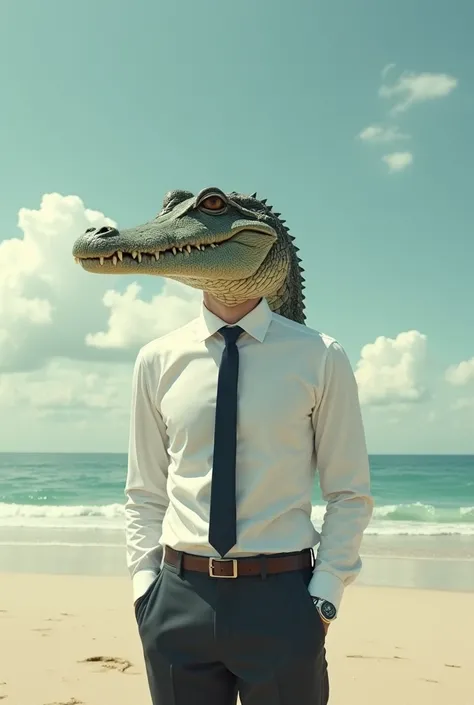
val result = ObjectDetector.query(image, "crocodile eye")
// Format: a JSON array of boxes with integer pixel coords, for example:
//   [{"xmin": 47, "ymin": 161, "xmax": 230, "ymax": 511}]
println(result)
[{"xmin": 199, "ymin": 196, "xmax": 226, "ymax": 212}]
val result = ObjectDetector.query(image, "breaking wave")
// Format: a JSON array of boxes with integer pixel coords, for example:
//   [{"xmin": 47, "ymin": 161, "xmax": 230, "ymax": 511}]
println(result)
[{"xmin": 0, "ymin": 501, "xmax": 473, "ymax": 535}]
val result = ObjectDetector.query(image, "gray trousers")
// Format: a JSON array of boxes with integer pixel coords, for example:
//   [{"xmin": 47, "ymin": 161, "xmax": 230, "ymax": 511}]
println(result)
[{"xmin": 135, "ymin": 552, "xmax": 329, "ymax": 705}]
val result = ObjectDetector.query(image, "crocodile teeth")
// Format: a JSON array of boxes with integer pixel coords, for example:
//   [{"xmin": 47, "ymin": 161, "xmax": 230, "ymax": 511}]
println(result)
[
  {"xmin": 99, "ymin": 257, "xmax": 104, "ymax": 265},
  {"xmin": 154, "ymin": 252, "xmax": 160, "ymax": 260},
  {"xmin": 117, "ymin": 251, "xmax": 123, "ymax": 261},
  {"xmin": 172, "ymin": 247, "xmax": 177, "ymax": 255},
  {"xmin": 74, "ymin": 257, "xmax": 80, "ymax": 263},
  {"xmin": 178, "ymin": 247, "xmax": 183, "ymax": 252},
  {"xmin": 112, "ymin": 255, "xmax": 117, "ymax": 266},
  {"xmin": 186, "ymin": 245, "xmax": 192, "ymax": 254},
  {"xmin": 137, "ymin": 252, "xmax": 142, "ymax": 263},
  {"xmin": 132, "ymin": 251, "xmax": 138, "ymax": 259},
  {"xmin": 210, "ymin": 243, "xmax": 216, "ymax": 248}
]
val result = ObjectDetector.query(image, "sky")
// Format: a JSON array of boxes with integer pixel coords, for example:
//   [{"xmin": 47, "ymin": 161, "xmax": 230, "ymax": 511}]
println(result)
[{"xmin": 0, "ymin": 0, "xmax": 473, "ymax": 454}]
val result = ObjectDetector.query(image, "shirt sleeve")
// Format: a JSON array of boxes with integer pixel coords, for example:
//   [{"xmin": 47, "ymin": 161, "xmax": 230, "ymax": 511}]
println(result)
[
  {"xmin": 308, "ymin": 341, "xmax": 374, "ymax": 612},
  {"xmin": 124, "ymin": 350, "xmax": 170, "ymax": 603}
]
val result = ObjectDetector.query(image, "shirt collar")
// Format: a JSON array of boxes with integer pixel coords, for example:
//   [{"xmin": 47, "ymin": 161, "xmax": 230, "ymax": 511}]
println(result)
[{"xmin": 195, "ymin": 298, "xmax": 272, "ymax": 343}]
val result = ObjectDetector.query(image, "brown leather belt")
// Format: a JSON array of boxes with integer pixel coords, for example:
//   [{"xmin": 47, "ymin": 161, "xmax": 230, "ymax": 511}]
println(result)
[{"xmin": 164, "ymin": 546, "xmax": 313, "ymax": 578}]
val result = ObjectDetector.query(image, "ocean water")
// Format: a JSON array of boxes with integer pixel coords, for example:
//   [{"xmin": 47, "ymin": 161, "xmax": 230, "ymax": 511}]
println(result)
[{"xmin": 0, "ymin": 453, "xmax": 473, "ymax": 538}]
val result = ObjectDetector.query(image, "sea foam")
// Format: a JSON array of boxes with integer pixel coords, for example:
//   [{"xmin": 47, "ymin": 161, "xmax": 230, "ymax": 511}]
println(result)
[{"xmin": 0, "ymin": 501, "xmax": 473, "ymax": 535}]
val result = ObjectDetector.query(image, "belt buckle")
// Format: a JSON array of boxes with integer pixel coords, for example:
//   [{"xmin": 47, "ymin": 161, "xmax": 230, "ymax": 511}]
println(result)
[{"xmin": 209, "ymin": 557, "xmax": 238, "ymax": 578}]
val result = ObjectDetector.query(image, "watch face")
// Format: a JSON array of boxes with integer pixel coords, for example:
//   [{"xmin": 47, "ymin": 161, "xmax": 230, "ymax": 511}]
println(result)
[{"xmin": 320, "ymin": 601, "xmax": 337, "ymax": 621}]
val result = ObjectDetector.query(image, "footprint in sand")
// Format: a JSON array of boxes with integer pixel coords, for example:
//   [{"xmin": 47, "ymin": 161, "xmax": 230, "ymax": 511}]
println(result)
[
  {"xmin": 43, "ymin": 699, "xmax": 83, "ymax": 705},
  {"xmin": 80, "ymin": 656, "xmax": 134, "ymax": 673},
  {"xmin": 445, "ymin": 664, "xmax": 461, "ymax": 669}
]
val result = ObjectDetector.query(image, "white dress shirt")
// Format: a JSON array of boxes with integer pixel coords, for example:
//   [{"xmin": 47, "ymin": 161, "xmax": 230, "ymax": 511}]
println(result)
[{"xmin": 125, "ymin": 298, "xmax": 373, "ymax": 611}]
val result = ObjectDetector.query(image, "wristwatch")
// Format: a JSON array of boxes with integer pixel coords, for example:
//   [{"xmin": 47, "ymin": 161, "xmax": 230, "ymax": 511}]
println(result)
[{"xmin": 311, "ymin": 596, "xmax": 337, "ymax": 623}]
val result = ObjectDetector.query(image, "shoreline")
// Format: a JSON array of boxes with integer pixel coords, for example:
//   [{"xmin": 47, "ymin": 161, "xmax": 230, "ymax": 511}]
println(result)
[{"xmin": 1, "ymin": 527, "xmax": 474, "ymax": 592}]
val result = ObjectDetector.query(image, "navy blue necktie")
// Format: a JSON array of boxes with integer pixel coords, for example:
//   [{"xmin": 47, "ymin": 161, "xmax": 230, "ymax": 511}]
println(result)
[{"xmin": 208, "ymin": 325, "xmax": 244, "ymax": 557}]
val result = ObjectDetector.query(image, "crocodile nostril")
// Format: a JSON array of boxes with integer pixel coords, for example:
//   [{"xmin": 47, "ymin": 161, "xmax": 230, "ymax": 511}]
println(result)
[
  {"xmin": 90, "ymin": 226, "xmax": 120, "ymax": 238},
  {"xmin": 85, "ymin": 227, "xmax": 96, "ymax": 234}
]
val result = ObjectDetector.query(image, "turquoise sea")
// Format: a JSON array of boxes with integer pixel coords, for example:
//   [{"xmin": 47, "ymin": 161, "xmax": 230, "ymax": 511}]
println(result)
[{"xmin": 0, "ymin": 453, "xmax": 473, "ymax": 537}]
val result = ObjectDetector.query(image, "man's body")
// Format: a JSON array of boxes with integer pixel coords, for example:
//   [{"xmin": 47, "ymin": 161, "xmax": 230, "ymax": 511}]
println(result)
[
  {"xmin": 73, "ymin": 187, "xmax": 373, "ymax": 704},
  {"xmin": 125, "ymin": 292, "xmax": 372, "ymax": 704}
]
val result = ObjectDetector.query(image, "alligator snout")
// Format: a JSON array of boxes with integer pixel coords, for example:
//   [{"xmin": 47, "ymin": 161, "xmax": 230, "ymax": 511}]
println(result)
[{"xmin": 84, "ymin": 226, "xmax": 119, "ymax": 239}]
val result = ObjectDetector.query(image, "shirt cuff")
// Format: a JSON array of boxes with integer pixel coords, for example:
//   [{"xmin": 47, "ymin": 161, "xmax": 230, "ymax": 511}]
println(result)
[
  {"xmin": 132, "ymin": 569, "xmax": 159, "ymax": 603},
  {"xmin": 308, "ymin": 570, "xmax": 345, "ymax": 612}
]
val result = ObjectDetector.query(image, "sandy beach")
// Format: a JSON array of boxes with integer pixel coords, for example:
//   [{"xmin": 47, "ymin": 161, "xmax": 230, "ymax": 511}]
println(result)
[{"xmin": 1, "ymin": 572, "xmax": 473, "ymax": 705}]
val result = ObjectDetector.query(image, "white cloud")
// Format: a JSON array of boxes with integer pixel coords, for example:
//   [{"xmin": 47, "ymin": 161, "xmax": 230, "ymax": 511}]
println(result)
[
  {"xmin": 359, "ymin": 125, "xmax": 410, "ymax": 143},
  {"xmin": 445, "ymin": 358, "xmax": 474, "ymax": 386},
  {"xmin": 360, "ymin": 67, "xmax": 457, "ymax": 174},
  {"xmin": 0, "ymin": 359, "xmax": 131, "ymax": 417},
  {"xmin": 0, "ymin": 192, "xmax": 205, "ymax": 450},
  {"xmin": 0, "ymin": 358, "xmax": 136, "ymax": 452},
  {"xmin": 381, "ymin": 63, "xmax": 396, "ymax": 79},
  {"xmin": 0, "ymin": 193, "xmax": 199, "ymax": 372},
  {"xmin": 382, "ymin": 151, "xmax": 413, "ymax": 172},
  {"xmin": 86, "ymin": 281, "xmax": 200, "ymax": 349},
  {"xmin": 355, "ymin": 330, "xmax": 428, "ymax": 406},
  {"xmin": 379, "ymin": 71, "xmax": 458, "ymax": 113},
  {"xmin": 451, "ymin": 398, "xmax": 474, "ymax": 411}
]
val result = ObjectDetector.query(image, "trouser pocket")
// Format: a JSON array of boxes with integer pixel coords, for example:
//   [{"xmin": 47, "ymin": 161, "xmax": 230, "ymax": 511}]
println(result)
[
  {"xmin": 134, "ymin": 570, "xmax": 163, "ymax": 626},
  {"xmin": 296, "ymin": 567, "xmax": 326, "ymax": 642}
]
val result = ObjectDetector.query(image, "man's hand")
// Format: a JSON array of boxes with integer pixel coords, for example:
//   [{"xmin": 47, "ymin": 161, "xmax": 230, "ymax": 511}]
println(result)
[
  {"xmin": 315, "ymin": 611, "xmax": 330, "ymax": 634},
  {"xmin": 320, "ymin": 618, "xmax": 330, "ymax": 635}
]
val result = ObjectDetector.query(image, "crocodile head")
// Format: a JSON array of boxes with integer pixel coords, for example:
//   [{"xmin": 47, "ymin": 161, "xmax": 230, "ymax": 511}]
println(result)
[{"xmin": 72, "ymin": 187, "xmax": 305, "ymax": 323}]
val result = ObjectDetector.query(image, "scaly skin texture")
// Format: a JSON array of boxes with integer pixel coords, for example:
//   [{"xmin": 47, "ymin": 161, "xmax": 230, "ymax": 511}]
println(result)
[{"xmin": 72, "ymin": 187, "xmax": 306, "ymax": 323}]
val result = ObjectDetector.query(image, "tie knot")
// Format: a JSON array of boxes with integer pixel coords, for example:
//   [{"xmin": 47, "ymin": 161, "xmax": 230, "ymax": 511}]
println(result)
[{"xmin": 220, "ymin": 325, "xmax": 243, "ymax": 346}]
